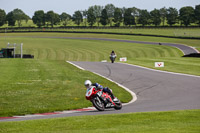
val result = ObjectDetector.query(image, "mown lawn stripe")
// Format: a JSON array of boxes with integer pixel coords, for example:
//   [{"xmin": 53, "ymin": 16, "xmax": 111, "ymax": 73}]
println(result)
[{"xmin": 0, "ymin": 110, "xmax": 199, "ymax": 133}]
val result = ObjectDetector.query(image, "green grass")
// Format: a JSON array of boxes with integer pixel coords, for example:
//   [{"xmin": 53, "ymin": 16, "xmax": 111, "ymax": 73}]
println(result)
[
  {"xmin": 47, "ymin": 28, "xmax": 200, "ymax": 37},
  {"xmin": 127, "ymin": 57, "xmax": 200, "ymax": 76},
  {"xmin": 2, "ymin": 26, "xmax": 200, "ymax": 38},
  {"xmin": 0, "ymin": 33, "xmax": 199, "ymax": 76},
  {"xmin": 0, "ymin": 33, "xmax": 183, "ymax": 61},
  {"xmin": 0, "ymin": 110, "xmax": 200, "ymax": 133},
  {"xmin": 0, "ymin": 59, "xmax": 131, "ymax": 117},
  {"xmin": 1, "ymin": 33, "xmax": 199, "ymax": 75},
  {"xmin": 1, "ymin": 32, "xmax": 199, "ymax": 51},
  {"xmin": 1, "ymin": 20, "xmax": 37, "ymax": 28}
]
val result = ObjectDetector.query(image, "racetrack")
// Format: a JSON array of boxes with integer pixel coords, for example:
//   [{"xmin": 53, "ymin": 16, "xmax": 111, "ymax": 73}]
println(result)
[
  {"xmin": 71, "ymin": 61, "xmax": 200, "ymax": 113},
  {"xmin": 1, "ymin": 61, "xmax": 200, "ymax": 122},
  {"xmin": 0, "ymin": 36, "xmax": 199, "ymax": 122}
]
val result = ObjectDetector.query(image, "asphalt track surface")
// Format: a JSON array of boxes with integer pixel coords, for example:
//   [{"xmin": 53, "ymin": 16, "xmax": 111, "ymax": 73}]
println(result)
[{"xmin": 1, "ymin": 37, "xmax": 199, "ymax": 122}]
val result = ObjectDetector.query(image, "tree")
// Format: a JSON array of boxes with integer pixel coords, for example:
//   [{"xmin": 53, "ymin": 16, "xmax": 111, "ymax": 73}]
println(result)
[
  {"xmin": 105, "ymin": 4, "xmax": 115, "ymax": 26},
  {"xmin": 121, "ymin": 7, "xmax": 126, "ymax": 26},
  {"xmin": 179, "ymin": 6, "xmax": 195, "ymax": 26},
  {"xmin": 24, "ymin": 14, "xmax": 30, "ymax": 24},
  {"xmin": 12, "ymin": 8, "xmax": 27, "ymax": 27},
  {"xmin": 113, "ymin": 8, "xmax": 122, "ymax": 27},
  {"xmin": 124, "ymin": 8, "xmax": 136, "ymax": 26},
  {"xmin": 166, "ymin": 7, "xmax": 178, "ymax": 26},
  {"xmin": 82, "ymin": 10, "xmax": 88, "ymax": 26},
  {"xmin": 0, "ymin": 9, "xmax": 6, "ymax": 26},
  {"xmin": 46, "ymin": 11, "xmax": 60, "ymax": 27},
  {"xmin": 100, "ymin": 8, "xmax": 108, "ymax": 26},
  {"xmin": 194, "ymin": 4, "xmax": 200, "ymax": 26},
  {"xmin": 73, "ymin": 11, "xmax": 83, "ymax": 26},
  {"xmin": 150, "ymin": 9, "xmax": 161, "ymax": 26},
  {"xmin": 60, "ymin": 12, "xmax": 71, "ymax": 27},
  {"xmin": 87, "ymin": 7, "xmax": 96, "ymax": 27},
  {"xmin": 131, "ymin": 7, "xmax": 140, "ymax": 17},
  {"xmin": 32, "ymin": 10, "xmax": 45, "ymax": 27},
  {"xmin": 138, "ymin": 10, "xmax": 151, "ymax": 26},
  {"xmin": 93, "ymin": 5, "xmax": 103, "ymax": 27},
  {"xmin": 160, "ymin": 7, "xmax": 167, "ymax": 26},
  {"xmin": 6, "ymin": 11, "xmax": 15, "ymax": 26}
]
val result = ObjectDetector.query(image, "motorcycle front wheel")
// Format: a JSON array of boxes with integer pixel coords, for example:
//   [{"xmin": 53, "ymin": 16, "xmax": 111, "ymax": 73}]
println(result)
[
  {"xmin": 92, "ymin": 96, "xmax": 105, "ymax": 111},
  {"xmin": 110, "ymin": 57, "xmax": 115, "ymax": 63},
  {"xmin": 114, "ymin": 101, "xmax": 122, "ymax": 110}
]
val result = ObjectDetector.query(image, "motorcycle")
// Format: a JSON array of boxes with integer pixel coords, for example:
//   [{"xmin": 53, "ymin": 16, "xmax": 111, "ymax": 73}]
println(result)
[
  {"xmin": 85, "ymin": 86, "xmax": 122, "ymax": 111},
  {"xmin": 110, "ymin": 55, "xmax": 116, "ymax": 63}
]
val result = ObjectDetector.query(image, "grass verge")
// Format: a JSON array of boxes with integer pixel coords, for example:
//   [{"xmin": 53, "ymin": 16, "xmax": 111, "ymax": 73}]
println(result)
[
  {"xmin": 1, "ymin": 27, "xmax": 200, "ymax": 38},
  {"xmin": 126, "ymin": 57, "xmax": 200, "ymax": 76},
  {"xmin": 0, "ymin": 110, "xmax": 200, "ymax": 133}
]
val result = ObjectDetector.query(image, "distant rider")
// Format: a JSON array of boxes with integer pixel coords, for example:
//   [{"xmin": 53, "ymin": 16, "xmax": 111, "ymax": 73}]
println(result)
[
  {"xmin": 110, "ymin": 50, "xmax": 117, "ymax": 63},
  {"xmin": 110, "ymin": 50, "xmax": 117, "ymax": 58},
  {"xmin": 84, "ymin": 80, "xmax": 118, "ymax": 101}
]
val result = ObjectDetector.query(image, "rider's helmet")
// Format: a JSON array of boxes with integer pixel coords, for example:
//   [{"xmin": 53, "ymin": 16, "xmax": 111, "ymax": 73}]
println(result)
[{"xmin": 84, "ymin": 80, "xmax": 92, "ymax": 89}]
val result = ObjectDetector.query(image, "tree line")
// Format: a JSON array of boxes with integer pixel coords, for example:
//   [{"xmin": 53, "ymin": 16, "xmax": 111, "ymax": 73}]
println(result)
[{"xmin": 0, "ymin": 4, "xmax": 200, "ymax": 28}]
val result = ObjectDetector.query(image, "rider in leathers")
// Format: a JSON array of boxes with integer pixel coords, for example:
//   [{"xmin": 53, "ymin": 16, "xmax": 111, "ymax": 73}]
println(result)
[{"xmin": 84, "ymin": 80, "xmax": 118, "ymax": 101}]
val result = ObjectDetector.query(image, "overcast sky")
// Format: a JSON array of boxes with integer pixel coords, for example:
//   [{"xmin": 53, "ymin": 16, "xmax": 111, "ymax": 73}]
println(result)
[{"xmin": 1, "ymin": 0, "xmax": 199, "ymax": 17}]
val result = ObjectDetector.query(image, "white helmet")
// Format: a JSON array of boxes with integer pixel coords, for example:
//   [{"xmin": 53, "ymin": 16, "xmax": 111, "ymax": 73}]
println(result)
[{"xmin": 84, "ymin": 80, "xmax": 92, "ymax": 89}]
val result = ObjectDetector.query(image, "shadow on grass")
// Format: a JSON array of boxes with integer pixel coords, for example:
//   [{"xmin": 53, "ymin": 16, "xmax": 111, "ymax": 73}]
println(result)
[{"xmin": 183, "ymin": 53, "xmax": 200, "ymax": 58}]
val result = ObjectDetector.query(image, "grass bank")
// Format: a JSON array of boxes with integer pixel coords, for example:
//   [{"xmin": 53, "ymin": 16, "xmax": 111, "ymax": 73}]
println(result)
[
  {"xmin": 0, "ymin": 110, "xmax": 199, "ymax": 133},
  {"xmin": 48, "ymin": 28, "xmax": 200, "ymax": 38},
  {"xmin": 1, "ymin": 27, "xmax": 200, "ymax": 38}
]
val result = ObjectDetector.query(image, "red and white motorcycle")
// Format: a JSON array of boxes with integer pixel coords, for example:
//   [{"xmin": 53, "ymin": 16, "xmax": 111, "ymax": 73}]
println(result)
[{"xmin": 85, "ymin": 86, "xmax": 122, "ymax": 111}]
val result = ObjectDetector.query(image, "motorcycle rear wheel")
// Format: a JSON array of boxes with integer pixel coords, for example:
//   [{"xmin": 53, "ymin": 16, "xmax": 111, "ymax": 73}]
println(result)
[{"xmin": 92, "ymin": 96, "xmax": 105, "ymax": 111}]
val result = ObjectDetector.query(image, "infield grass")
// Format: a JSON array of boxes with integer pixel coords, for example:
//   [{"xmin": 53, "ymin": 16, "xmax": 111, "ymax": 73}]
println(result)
[{"xmin": 0, "ymin": 110, "xmax": 199, "ymax": 133}]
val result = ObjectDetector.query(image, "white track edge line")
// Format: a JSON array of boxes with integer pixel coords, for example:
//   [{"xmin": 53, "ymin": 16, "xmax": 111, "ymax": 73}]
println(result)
[
  {"xmin": 67, "ymin": 61, "xmax": 85, "ymax": 70},
  {"xmin": 190, "ymin": 46, "xmax": 200, "ymax": 53},
  {"xmin": 66, "ymin": 61, "xmax": 137, "ymax": 106}
]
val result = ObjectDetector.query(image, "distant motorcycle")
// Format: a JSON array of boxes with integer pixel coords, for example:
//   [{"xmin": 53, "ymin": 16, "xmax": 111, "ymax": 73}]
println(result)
[
  {"xmin": 85, "ymin": 86, "xmax": 122, "ymax": 111},
  {"xmin": 110, "ymin": 55, "xmax": 116, "ymax": 63}
]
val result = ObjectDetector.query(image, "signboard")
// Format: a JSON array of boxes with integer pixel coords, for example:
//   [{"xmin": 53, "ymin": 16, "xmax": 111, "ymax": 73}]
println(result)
[
  {"xmin": 155, "ymin": 62, "xmax": 164, "ymax": 67},
  {"xmin": 120, "ymin": 57, "xmax": 127, "ymax": 62}
]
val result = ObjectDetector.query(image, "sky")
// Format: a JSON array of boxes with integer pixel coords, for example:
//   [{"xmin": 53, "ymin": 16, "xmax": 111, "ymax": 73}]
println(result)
[{"xmin": 1, "ymin": 0, "xmax": 200, "ymax": 17}]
